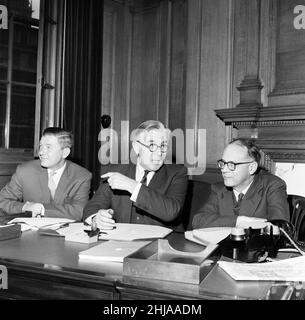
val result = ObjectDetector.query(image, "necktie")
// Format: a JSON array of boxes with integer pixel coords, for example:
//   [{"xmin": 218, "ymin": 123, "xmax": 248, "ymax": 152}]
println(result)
[
  {"xmin": 130, "ymin": 170, "xmax": 150, "ymax": 223},
  {"xmin": 140, "ymin": 170, "xmax": 150, "ymax": 186},
  {"xmin": 233, "ymin": 193, "xmax": 244, "ymax": 216},
  {"xmin": 48, "ymin": 171, "xmax": 57, "ymax": 199}
]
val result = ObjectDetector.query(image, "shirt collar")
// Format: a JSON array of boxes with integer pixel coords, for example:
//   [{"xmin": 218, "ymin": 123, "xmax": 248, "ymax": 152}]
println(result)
[
  {"xmin": 47, "ymin": 161, "xmax": 66, "ymax": 176},
  {"xmin": 233, "ymin": 179, "xmax": 254, "ymax": 199},
  {"xmin": 135, "ymin": 160, "xmax": 154, "ymax": 183}
]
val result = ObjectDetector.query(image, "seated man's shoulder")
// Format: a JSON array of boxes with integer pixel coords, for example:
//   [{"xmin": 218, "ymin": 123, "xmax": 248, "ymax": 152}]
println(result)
[
  {"xmin": 16, "ymin": 159, "xmax": 41, "ymax": 174},
  {"xmin": 100, "ymin": 163, "xmax": 132, "ymax": 176},
  {"xmin": 211, "ymin": 181, "xmax": 227, "ymax": 193},
  {"xmin": 162, "ymin": 163, "xmax": 187, "ymax": 175},
  {"xmin": 67, "ymin": 161, "xmax": 92, "ymax": 178},
  {"xmin": 258, "ymin": 169, "xmax": 286, "ymax": 186}
]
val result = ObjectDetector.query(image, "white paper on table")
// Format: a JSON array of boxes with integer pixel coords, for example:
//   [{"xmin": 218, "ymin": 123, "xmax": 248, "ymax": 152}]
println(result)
[
  {"xmin": 7, "ymin": 217, "xmax": 75, "ymax": 230},
  {"xmin": 236, "ymin": 219, "xmax": 269, "ymax": 229},
  {"xmin": 185, "ymin": 227, "xmax": 232, "ymax": 246},
  {"xmin": 56, "ymin": 222, "xmax": 90, "ymax": 237},
  {"xmin": 98, "ymin": 223, "xmax": 172, "ymax": 241},
  {"xmin": 79, "ymin": 240, "xmax": 151, "ymax": 263},
  {"xmin": 218, "ymin": 255, "xmax": 305, "ymax": 281}
]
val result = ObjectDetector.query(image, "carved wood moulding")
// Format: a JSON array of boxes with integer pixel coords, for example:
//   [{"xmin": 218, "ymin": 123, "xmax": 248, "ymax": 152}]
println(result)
[
  {"xmin": 215, "ymin": 104, "xmax": 305, "ymax": 162},
  {"xmin": 215, "ymin": 105, "xmax": 305, "ymax": 124}
]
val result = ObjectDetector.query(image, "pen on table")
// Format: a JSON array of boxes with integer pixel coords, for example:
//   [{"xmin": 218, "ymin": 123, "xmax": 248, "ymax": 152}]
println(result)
[
  {"xmin": 281, "ymin": 285, "xmax": 295, "ymax": 300},
  {"xmin": 279, "ymin": 227, "xmax": 305, "ymax": 256},
  {"xmin": 107, "ymin": 209, "xmax": 117, "ymax": 229},
  {"xmin": 91, "ymin": 216, "xmax": 98, "ymax": 232}
]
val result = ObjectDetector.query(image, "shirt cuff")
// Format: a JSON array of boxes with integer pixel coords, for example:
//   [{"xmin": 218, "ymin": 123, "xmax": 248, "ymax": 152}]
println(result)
[
  {"xmin": 85, "ymin": 213, "xmax": 97, "ymax": 225},
  {"xmin": 22, "ymin": 201, "xmax": 29, "ymax": 213},
  {"xmin": 130, "ymin": 182, "xmax": 142, "ymax": 202},
  {"xmin": 40, "ymin": 205, "xmax": 45, "ymax": 216}
]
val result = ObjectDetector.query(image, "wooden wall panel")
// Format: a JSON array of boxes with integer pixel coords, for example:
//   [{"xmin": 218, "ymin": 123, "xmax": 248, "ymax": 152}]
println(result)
[
  {"xmin": 129, "ymin": 6, "xmax": 161, "ymax": 130},
  {"xmin": 102, "ymin": 0, "xmax": 187, "ymax": 167},
  {"xmin": 168, "ymin": 0, "xmax": 187, "ymax": 131},
  {"xmin": 186, "ymin": 0, "xmax": 233, "ymax": 180}
]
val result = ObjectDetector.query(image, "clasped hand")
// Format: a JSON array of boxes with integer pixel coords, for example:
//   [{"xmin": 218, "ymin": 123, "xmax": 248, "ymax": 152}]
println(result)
[
  {"xmin": 23, "ymin": 201, "xmax": 44, "ymax": 218},
  {"xmin": 95, "ymin": 209, "xmax": 115, "ymax": 230}
]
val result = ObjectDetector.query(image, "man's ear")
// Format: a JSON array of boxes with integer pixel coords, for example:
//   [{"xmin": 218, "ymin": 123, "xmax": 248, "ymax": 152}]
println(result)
[
  {"xmin": 62, "ymin": 147, "xmax": 70, "ymax": 159},
  {"xmin": 249, "ymin": 161, "xmax": 258, "ymax": 174},
  {"xmin": 132, "ymin": 141, "xmax": 139, "ymax": 155}
]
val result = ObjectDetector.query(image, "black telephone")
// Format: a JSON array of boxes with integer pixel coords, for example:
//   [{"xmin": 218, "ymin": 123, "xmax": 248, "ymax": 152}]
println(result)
[{"xmin": 219, "ymin": 220, "xmax": 301, "ymax": 263}]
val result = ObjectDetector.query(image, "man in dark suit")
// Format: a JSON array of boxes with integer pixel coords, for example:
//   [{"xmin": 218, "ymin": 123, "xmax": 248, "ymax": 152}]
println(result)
[
  {"xmin": 83, "ymin": 120, "xmax": 188, "ymax": 230},
  {"xmin": 0, "ymin": 127, "xmax": 92, "ymax": 220},
  {"xmin": 192, "ymin": 138, "xmax": 290, "ymax": 229}
]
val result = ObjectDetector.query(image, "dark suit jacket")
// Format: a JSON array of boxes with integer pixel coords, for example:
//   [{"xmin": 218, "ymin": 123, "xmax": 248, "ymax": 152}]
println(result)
[
  {"xmin": 83, "ymin": 164, "xmax": 188, "ymax": 230},
  {"xmin": 0, "ymin": 160, "xmax": 92, "ymax": 220},
  {"xmin": 192, "ymin": 170, "xmax": 290, "ymax": 228}
]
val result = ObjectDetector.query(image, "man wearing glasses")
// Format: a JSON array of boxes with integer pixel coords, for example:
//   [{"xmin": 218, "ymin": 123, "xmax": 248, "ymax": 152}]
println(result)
[
  {"xmin": 192, "ymin": 138, "xmax": 290, "ymax": 229},
  {"xmin": 83, "ymin": 120, "xmax": 188, "ymax": 230}
]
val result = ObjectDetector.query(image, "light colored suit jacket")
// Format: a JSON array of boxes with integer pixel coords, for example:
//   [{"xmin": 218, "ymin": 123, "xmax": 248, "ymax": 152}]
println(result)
[
  {"xmin": 192, "ymin": 170, "xmax": 290, "ymax": 228},
  {"xmin": 0, "ymin": 160, "xmax": 92, "ymax": 220}
]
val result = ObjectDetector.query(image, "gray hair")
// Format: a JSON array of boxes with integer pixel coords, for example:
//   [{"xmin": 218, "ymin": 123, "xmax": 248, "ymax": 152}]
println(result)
[{"xmin": 130, "ymin": 120, "xmax": 171, "ymax": 141}]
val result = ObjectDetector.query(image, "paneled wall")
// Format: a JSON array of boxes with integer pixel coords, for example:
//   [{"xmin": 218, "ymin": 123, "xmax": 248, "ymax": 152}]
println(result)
[
  {"xmin": 102, "ymin": 0, "xmax": 232, "ymax": 182},
  {"xmin": 102, "ymin": 0, "xmax": 187, "ymax": 133},
  {"xmin": 215, "ymin": 0, "xmax": 305, "ymax": 166}
]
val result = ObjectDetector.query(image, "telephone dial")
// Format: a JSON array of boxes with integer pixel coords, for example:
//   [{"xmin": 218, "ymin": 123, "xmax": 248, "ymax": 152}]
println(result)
[{"xmin": 219, "ymin": 220, "xmax": 303, "ymax": 263}]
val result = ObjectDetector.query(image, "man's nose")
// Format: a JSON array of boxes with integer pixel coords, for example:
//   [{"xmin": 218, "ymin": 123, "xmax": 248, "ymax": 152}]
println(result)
[
  {"xmin": 221, "ymin": 164, "xmax": 230, "ymax": 173},
  {"xmin": 155, "ymin": 146, "xmax": 162, "ymax": 157},
  {"xmin": 39, "ymin": 147, "xmax": 46, "ymax": 155}
]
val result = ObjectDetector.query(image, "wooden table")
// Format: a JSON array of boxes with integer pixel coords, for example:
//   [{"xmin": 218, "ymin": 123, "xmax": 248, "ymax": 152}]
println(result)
[{"xmin": 0, "ymin": 230, "xmax": 299, "ymax": 300}]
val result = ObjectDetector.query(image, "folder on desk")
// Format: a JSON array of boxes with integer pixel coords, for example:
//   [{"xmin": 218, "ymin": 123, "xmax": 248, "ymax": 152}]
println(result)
[
  {"xmin": 98, "ymin": 223, "xmax": 172, "ymax": 241},
  {"xmin": 78, "ymin": 240, "xmax": 151, "ymax": 263}
]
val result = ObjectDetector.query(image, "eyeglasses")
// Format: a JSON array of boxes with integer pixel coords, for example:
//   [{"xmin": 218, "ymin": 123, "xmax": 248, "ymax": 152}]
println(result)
[
  {"xmin": 217, "ymin": 159, "xmax": 254, "ymax": 171},
  {"xmin": 136, "ymin": 140, "xmax": 168, "ymax": 153}
]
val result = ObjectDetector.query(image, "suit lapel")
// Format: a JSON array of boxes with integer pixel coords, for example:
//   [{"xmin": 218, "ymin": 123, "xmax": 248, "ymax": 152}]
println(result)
[
  {"xmin": 221, "ymin": 188, "xmax": 235, "ymax": 215},
  {"xmin": 124, "ymin": 165, "xmax": 136, "ymax": 222},
  {"xmin": 38, "ymin": 166, "xmax": 51, "ymax": 202},
  {"xmin": 240, "ymin": 174, "xmax": 263, "ymax": 216},
  {"xmin": 148, "ymin": 165, "xmax": 165, "ymax": 191},
  {"xmin": 54, "ymin": 161, "xmax": 70, "ymax": 201}
]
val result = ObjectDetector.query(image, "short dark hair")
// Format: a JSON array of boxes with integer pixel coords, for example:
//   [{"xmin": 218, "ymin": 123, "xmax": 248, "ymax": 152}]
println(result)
[
  {"xmin": 42, "ymin": 127, "xmax": 72, "ymax": 149},
  {"xmin": 229, "ymin": 138, "xmax": 261, "ymax": 164}
]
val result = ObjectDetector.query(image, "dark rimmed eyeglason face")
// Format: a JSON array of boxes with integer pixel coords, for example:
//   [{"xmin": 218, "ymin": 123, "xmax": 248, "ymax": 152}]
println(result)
[{"xmin": 219, "ymin": 143, "xmax": 258, "ymax": 192}]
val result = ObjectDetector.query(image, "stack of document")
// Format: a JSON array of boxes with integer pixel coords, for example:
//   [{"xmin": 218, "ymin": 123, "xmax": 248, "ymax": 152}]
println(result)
[
  {"xmin": 218, "ymin": 255, "xmax": 305, "ymax": 281},
  {"xmin": 98, "ymin": 223, "xmax": 172, "ymax": 241},
  {"xmin": 8, "ymin": 217, "xmax": 75, "ymax": 232},
  {"xmin": 79, "ymin": 240, "xmax": 150, "ymax": 262},
  {"xmin": 185, "ymin": 227, "xmax": 231, "ymax": 246},
  {"xmin": 56, "ymin": 222, "xmax": 172, "ymax": 243}
]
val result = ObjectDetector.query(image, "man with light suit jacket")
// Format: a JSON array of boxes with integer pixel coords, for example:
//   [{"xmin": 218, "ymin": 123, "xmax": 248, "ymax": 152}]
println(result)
[{"xmin": 0, "ymin": 127, "xmax": 92, "ymax": 220}]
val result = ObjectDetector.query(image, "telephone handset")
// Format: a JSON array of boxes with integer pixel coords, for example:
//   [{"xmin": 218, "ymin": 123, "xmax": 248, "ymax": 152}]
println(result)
[{"xmin": 219, "ymin": 219, "xmax": 304, "ymax": 263}]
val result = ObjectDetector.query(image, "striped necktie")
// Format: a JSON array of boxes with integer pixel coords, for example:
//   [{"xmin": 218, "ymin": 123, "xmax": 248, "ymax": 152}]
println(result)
[
  {"xmin": 140, "ymin": 170, "xmax": 150, "ymax": 186},
  {"xmin": 233, "ymin": 193, "xmax": 244, "ymax": 215}
]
